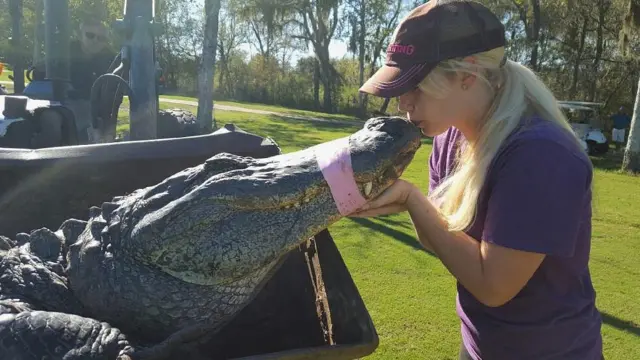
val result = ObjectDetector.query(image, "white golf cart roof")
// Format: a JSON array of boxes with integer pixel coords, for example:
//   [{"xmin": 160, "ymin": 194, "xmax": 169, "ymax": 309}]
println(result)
[{"xmin": 558, "ymin": 101, "xmax": 604, "ymax": 112}]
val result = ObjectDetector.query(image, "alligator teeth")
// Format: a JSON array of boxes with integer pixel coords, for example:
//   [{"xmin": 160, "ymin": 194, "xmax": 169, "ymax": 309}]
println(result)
[
  {"xmin": 303, "ymin": 198, "xmax": 311, "ymax": 203},
  {"xmin": 364, "ymin": 181, "xmax": 373, "ymax": 196}
]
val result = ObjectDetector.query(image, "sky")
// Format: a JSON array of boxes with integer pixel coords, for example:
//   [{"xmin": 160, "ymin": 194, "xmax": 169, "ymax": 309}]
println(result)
[
  {"xmin": 192, "ymin": 0, "xmax": 352, "ymax": 65},
  {"xmin": 238, "ymin": 40, "xmax": 351, "ymax": 65}
]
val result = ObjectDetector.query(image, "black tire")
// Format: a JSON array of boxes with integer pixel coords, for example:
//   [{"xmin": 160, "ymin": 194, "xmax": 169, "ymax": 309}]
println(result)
[
  {"xmin": 597, "ymin": 141, "xmax": 609, "ymax": 155},
  {"xmin": 157, "ymin": 108, "xmax": 200, "ymax": 139},
  {"xmin": 586, "ymin": 140, "xmax": 609, "ymax": 156},
  {"xmin": 586, "ymin": 140, "xmax": 597, "ymax": 156}
]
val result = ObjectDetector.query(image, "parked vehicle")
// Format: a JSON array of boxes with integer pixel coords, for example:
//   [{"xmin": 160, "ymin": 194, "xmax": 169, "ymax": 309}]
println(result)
[{"xmin": 558, "ymin": 101, "xmax": 609, "ymax": 156}]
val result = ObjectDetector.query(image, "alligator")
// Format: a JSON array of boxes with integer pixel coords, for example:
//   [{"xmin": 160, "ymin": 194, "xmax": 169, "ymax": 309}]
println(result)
[{"xmin": 0, "ymin": 116, "xmax": 421, "ymax": 360}]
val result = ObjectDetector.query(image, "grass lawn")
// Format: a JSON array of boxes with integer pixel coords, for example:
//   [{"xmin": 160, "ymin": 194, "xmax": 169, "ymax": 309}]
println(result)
[
  {"xmin": 113, "ymin": 103, "xmax": 640, "ymax": 359},
  {"xmin": 0, "ymin": 69, "xmax": 29, "ymax": 84},
  {"xmin": 0, "ymin": 69, "xmax": 12, "ymax": 83}
]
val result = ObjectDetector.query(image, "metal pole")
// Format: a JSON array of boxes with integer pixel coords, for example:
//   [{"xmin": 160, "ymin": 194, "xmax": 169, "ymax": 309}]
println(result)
[
  {"xmin": 126, "ymin": 0, "xmax": 158, "ymax": 140},
  {"xmin": 43, "ymin": 0, "xmax": 70, "ymax": 101}
]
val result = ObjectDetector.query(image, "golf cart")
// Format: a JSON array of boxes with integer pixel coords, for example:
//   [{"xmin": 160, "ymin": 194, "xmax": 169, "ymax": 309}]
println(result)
[
  {"xmin": 1, "ymin": 0, "xmax": 197, "ymax": 148},
  {"xmin": 558, "ymin": 101, "xmax": 609, "ymax": 156}
]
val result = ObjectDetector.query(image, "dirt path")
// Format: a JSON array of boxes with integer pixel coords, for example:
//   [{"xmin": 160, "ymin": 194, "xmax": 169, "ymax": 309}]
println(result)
[{"xmin": 158, "ymin": 97, "xmax": 363, "ymax": 127}]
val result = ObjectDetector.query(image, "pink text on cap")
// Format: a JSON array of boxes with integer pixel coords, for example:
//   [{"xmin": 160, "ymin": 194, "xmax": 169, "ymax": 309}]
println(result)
[
  {"xmin": 314, "ymin": 137, "xmax": 368, "ymax": 216},
  {"xmin": 387, "ymin": 44, "xmax": 415, "ymax": 55}
]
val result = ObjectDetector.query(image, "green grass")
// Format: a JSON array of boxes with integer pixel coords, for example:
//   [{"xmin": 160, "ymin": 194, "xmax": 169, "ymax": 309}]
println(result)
[
  {"xmin": 0, "ymin": 69, "xmax": 29, "ymax": 84},
  {"xmin": 114, "ymin": 104, "xmax": 640, "ymax": 359},
  {"xmin": 0, "ymin": 69, "xmax": 12, "ymax": 82}
]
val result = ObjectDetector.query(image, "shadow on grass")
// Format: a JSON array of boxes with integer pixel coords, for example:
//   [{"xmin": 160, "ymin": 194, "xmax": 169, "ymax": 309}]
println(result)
[
  {"xmin": 590, "ymin": 151, "xmax": 623, "ymax": 172},
  {"xmin": 348, "ymin": 217, "xmax": 434, "ymax": 256},
  {"xmin": 269, "ymin": 115, "xmax": 362, "ymax": 132},
  {"xmin": 372, "ymin": 215, "xmax": 412, "ymax": 229},
  {"xmin": 248, "ymin": 119, "xmax": 333, "ymax": 150},
  {"xmin": 219, "ymin": 100, "xmax": 359, "ymax": 121},
  {"xmin": 601, "ymin": 311, "xmax": 640, "ymax": 337}
]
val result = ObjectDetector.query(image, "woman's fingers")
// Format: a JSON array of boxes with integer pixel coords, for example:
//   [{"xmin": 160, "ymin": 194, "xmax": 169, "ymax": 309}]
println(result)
[{"xmin": 360, "ymin": 181, "xmax": 407, "ymax": 210}]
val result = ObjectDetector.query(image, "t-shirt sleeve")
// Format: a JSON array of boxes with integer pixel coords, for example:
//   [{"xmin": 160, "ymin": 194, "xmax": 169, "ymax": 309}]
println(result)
[{"xmin": 482, "ymin": 139, "xmax": 592, "ymax": 257}]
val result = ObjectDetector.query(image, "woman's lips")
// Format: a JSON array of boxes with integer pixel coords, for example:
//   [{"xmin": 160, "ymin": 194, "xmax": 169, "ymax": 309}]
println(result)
[{"xmin": 409, "ymin": 118, "xmax": 424, "ymax": 128}]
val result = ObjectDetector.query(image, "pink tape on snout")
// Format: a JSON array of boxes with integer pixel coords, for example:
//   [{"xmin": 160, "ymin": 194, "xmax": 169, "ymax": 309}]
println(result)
[{"xmin": 315, "ymin": 137, "xmax": 367, "ymax": 216}]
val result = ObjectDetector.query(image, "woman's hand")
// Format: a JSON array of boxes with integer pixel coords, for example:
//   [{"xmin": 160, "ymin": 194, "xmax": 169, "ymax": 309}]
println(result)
[{"xmin": 350, "ymin": 179, "xmax": 421, "ymax": 218}]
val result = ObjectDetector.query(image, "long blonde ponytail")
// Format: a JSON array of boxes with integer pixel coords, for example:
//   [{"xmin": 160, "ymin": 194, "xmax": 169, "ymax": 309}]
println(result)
[{"xmin": 426, "ymin": 47, "xmax": 586, "ymax": 231}]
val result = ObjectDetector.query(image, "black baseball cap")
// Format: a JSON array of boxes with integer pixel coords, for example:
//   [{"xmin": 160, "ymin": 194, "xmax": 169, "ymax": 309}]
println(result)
[{"xmin": 359, "ymin": 0, "xmax": 506, "ymax": 98}]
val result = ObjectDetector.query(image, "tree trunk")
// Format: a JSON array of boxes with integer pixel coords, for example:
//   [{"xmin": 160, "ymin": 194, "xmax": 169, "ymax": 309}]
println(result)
[
  {"xmin": 633, "ymin": 67, "xmax": 638, "ymax": 105},
  {"xmin": 589, "ymin": 0, "xmax": 607, "ymax": 102},
  {"xmin": 357, "ymin": 1, "xmax": 366, "ymax": 117},
  {"xmin": 313, "ymin": 58, "xmax": 320, "ymax": 110},
  {"xmin": 33, "ymin": 0, "xmax": 43, "ymax": 65},
  {"xmin": 197, "ymin": 0, "xmax": 222, "ymax": 133},
  {"xmin": 529, "ymin": 0, "xmax": 541, "ymax": 71},
  {"xmin": 322, "ymin": 76, "xmax": 332, "ymax": 113},
  {"xmin": 317, "ymin": 48, "xmax": 333, "ymax": 113},
  {"xmin": 9, "ymin": 0, "xmax": 25, "ymax": 93},
  {"xmin": 622, "ymin": 74, "xmax": 640, "ymax": 173},
  {"xmin": 569, "ymin": 17, "xmax": 588, "ymax": 99}
]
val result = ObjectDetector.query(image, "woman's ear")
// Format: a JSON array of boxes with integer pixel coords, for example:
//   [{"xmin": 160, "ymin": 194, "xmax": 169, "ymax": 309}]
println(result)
[
  {"xmin": 460, "ymin": 72, "xmax": 476, "ymax": 90},
  {"xmin": 460, "ymin": 56, "xmax": 478, "ymax": 90}
]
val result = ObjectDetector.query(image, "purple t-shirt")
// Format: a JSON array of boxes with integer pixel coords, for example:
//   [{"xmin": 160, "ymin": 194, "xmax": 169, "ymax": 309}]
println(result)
[{"xmin": 428, "ymin": 117, "xmax": 602, "ymax": 359}]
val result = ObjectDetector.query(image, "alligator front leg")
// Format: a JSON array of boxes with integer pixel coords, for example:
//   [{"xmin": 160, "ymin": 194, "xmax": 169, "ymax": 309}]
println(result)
[
  {"xmin": 1, "ymin": 227, "xmax": 136, "ymax": 359},
  {"xmin": 125, "ymin": 322, "xmax": 221, "ymax": 360},
  {"xmin": 0, "ymin": 306, "xmax": 135, "ymax": 360}
]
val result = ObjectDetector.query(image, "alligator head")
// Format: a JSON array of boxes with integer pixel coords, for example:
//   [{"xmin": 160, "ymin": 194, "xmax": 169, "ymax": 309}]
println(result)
[{"xmin": 106, "ymin": 116, "xmax": 422, "ymax": 286}]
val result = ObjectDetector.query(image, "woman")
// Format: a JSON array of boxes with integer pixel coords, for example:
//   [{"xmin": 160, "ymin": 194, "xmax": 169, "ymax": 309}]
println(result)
[{"xmin": 355, "ymin": 1, "xmax": 603, "ymax": 359}]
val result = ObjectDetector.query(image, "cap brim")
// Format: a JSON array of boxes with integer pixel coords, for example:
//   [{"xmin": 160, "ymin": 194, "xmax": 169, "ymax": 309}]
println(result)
[{"xmin": 359, "ymin": 62, "xmax": 436, "ymax": 98}]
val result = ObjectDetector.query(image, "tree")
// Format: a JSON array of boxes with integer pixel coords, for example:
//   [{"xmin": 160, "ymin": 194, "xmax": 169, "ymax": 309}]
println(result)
[
  {"xmin": 620, "ymin": 0, "xmax": 640, "ymax": 172},
  {"xmin": 217, "ymin": 0, "xmax": 249, "ymax": 97},
  {"xmin": 197, "ymin": 0, "xmax": 222, "ymax": 133},
  {"xmin": 506, "ymin": 0, "xmax": 542, "ymax": 71},
  {"xmin": 233, "ymin": 0, "xmax": 298, "ymax": 103},
  {"xmin": 345, "ymin": 0, "xmax": 402, "ymax": 117},
  {"xmin": 9, "ymin": 0, "xmax": 25, "ymax": 93},
  {"xmin": 236, "ymin": 0, "xmax": 297, "ymax": 59},
  {"xmin": 295, "ymin": 0, "xmax": 343, "ymax": 113}
]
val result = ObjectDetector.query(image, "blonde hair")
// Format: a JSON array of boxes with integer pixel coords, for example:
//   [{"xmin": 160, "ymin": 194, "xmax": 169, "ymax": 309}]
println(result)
[{"xmin": 425, "ymin": 47, "xmax": 587, "ymax": 231}]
